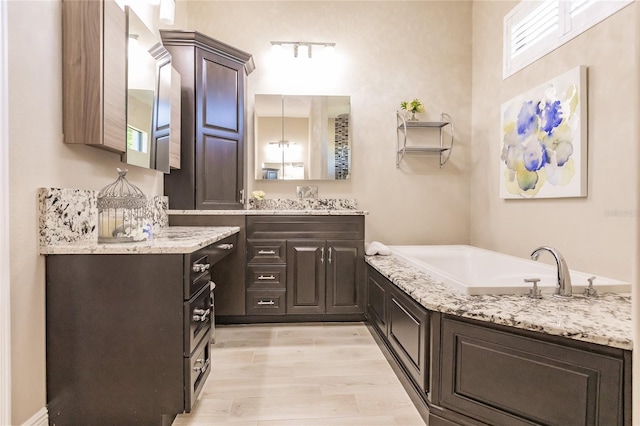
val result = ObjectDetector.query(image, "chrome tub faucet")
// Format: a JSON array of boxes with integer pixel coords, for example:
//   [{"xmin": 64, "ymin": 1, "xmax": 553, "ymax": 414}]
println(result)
[{"xmin": 531, "ymin": 246, "xmax": 573, "ymax": 298}]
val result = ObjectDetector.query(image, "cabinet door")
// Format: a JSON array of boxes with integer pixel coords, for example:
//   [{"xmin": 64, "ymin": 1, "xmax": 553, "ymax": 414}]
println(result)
[
  {"xmin": 195, "ymin": 49, "xmax": 244, "ymax": 209},
  {"xmin": 62, "ymin": 0, "xmax": 126, "ymax": 152},
  {"xmin": 388, "ymin": 284, "xmax": 429, "ymax": 393},
  {"xmin": 287, "ymin": 240, "xmax": 325, "ymax": 314},
  {"xmin": 325, "ymin": 240, "xmax": 364, "ymax": 314},
  {"xmin": 439, "ymin": 317, "xmax": 625, "ymax": 426},
  {"xmin": 366, "ymin": 266, "xmax": 388, "ymax": 336}
]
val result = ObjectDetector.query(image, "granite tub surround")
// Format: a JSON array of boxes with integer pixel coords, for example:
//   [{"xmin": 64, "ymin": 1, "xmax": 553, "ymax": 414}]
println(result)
[
  {"xmin": 40, "ymin": 226, "xmax": 240, "ymax": 255},
  {"xmin": 38, "ymin": 187, "xmax": 169, "ymax": 246},
  {"xmin": 367, "ymin": 255, "xmax": 632, "ymax": 350}
]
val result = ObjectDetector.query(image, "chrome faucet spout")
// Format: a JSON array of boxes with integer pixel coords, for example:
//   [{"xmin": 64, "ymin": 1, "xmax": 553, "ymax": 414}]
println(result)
[{"xmin": 531, "ymin": 246, "xmax": 572, "ymax": 298}]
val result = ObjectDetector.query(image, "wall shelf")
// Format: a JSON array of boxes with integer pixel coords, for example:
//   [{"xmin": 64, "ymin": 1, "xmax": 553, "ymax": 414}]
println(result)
[{"xmin": 396, "ymin": 112, "xmax": 454, "ymax": 168}]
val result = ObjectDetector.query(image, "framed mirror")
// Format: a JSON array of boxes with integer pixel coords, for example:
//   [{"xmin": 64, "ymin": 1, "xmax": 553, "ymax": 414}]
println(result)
[
  {"xmin": 254, "ymin": 94, "xmax": 351, "ymax": 180},
  {"xmin": 125, "ymin": 7, "xmax": 170, "ymax": 172}
]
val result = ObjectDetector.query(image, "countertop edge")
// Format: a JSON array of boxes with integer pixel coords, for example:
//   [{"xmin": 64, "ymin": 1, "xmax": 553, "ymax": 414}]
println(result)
[
  {"xmin": 39, "ymin": 226, "xmax": 240, "ymax": 255},
  {"xmin": 167, "ymin": 209, "xmax": 369, "ymax": 216}
]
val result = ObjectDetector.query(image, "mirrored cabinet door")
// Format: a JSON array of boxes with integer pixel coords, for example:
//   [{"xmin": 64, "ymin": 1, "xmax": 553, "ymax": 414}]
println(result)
[{"xmin": 254, "ymin": 94, "xmax": 351, "ymax": 181}]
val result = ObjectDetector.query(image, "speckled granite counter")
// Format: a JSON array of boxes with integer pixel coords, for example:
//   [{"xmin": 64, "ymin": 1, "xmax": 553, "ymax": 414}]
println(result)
[
  {"xmin": 169, "ymin": 197, "xmax": 367, "ymax": 216},
  {"xmin": 367, "ymin": 255, "xmax": 632, "ymax": 350},
  {"xmin": 40, "ymin": 226, "xmax": 240, "ymax": 255}
]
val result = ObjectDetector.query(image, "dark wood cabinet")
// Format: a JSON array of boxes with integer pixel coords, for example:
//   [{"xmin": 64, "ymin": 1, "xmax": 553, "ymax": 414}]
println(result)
[
  {"xmin": 287, "ymin": 239, "xmax": 326, "ymax": 314},
  {"xmin": 439, "ymin": 316, "xmax": 627, "ymax": 426},
  {"xmin": 287, "ymin": 239, "xmax": 363, "ymax": 315},
  {"xmin": 45, "ymin": 237, "xmax": 236, "ymax": 425},
  {"xmin": 365, "ymin": 264, "xmax": 632, "ymax": 426},
  {"xmin": 366, "ymin": 266, "xmax": 389, "ymax": 335},
  {"xmin": 169, "ymin": 215, "xmax": 247, "ymax": 320},
  {"xmin": 388, "ymin": 284, "xmax": 429, "ymax": 394},
  {"xmin": 246, "ymin": 215, "xmax": 365, "ymax": 320},
  {"xmin": 160, "ymin": 30, "xmax": 254, "ymax": 210}
]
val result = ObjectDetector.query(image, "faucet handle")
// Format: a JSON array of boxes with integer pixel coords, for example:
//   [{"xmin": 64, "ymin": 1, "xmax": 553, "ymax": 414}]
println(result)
[
  {"xmin": 584, "ymin": 276, "xmax": 598, "ymax": 297},
  {"xmin": 525, "ymin": 278, "xmax": 542, "ymax": 299}
]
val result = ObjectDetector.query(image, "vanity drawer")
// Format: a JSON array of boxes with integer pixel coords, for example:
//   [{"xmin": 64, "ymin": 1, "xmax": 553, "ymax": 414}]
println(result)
[
  {"xmin": 184, "ymin": 283, "xmax": 212, "ymax": 356},
  {"xmin": 247, "ymin": 240, "xmax": 286, "ymax": 264},
  {"xmin": 247, "ymin": 265, "xmax": 286, "ymax": 289},
  {"xmin": 184, "ymin": 331, "xmax": 211, "ymax": 411},
  {"xmin": 246, "ymin": 289, "xmax": 286, "ymax": 315}
]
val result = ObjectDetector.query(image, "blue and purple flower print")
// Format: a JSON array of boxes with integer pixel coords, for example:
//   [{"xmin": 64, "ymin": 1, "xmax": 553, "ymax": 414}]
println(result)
[{"xmin": 500, "ymin": 73, "xmax": 584, "ymax": 198}]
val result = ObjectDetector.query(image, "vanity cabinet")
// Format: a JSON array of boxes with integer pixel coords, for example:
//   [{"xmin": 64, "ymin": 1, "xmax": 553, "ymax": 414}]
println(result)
[
  {"xmin": 246, "ymin": 215, "xmax": 365, "ymax": 320},
  {"xmin": 161, "ymin": 30, "xmax": 255, "ymax": 210},
  {"xmin": 169, "ymin": 215, "xmax": 247, "ymax": 321},
  {"xmin": 287, "ymin": 239, "xmax": 363, "ymax": 315},
  {"xmin": 62, "ymin": 0, "xmax": 126, "ymax": 153},
  {"xmin": 46, "ymin": 235, "xmax": 236, "ymax": 425},
  {"xmin": 365, "ymin": 264, "xmax": 632, "ymax": 426}
]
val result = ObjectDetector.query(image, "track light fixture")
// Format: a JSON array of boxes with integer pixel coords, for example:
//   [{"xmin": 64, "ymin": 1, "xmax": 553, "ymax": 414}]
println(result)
[{"xmin": 270, "ymin": 41, "xmax": 336, "ymax": 58}]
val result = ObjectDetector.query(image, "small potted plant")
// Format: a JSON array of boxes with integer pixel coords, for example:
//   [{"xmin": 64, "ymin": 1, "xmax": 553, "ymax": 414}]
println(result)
[{"xmin": 400, "ymin": 98, "xmax": 425, "ymax": 121}]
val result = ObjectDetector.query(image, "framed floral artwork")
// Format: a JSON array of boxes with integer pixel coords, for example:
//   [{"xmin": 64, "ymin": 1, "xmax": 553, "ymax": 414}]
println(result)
[{"xmin": 500, "ymin": 65, "xmax": 587, "ymax": 199}]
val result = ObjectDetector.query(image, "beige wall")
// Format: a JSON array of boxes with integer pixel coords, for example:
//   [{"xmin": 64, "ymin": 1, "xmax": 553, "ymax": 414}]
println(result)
[
  {"xmin": 7, "ymin": 1, "xmax": 187, "ymax": 423},
  {"xmin": 470, "ymin": 0, "xmax": 639, "ymax": 419},
  {"xmin": 470, "ymin": 1, "xmax": 637, "ymax": 282},
  {"xmin": 7, "ymin": 0, "xmax": 639, "ymax": 423},
  {"xmin": 186, "ymin": 1, "xmax": 473, "ymax": 246}
]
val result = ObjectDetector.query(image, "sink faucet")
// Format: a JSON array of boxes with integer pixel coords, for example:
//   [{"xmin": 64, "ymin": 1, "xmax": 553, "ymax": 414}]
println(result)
[{"xmin": 530, "ymin": 246, "xmax": 572, "ymax": 298}]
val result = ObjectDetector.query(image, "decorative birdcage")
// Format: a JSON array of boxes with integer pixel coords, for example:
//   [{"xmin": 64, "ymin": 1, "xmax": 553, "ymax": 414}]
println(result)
[{"xmin": 97, "ymin": 168, "xmax": 148, "ymax": 243}]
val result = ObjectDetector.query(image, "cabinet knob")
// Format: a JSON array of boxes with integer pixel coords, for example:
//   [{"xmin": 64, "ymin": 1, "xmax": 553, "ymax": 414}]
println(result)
[
  {"xmin": 258, "ymin": 249, "xmax": 276, "ymax": 255},
  {"xmin": 218, "ymin": 243, "xmax": 234, "ymax": 250},
  {"xmin": 257, "ymin": 300, "xmax": 275, "ymax": 306}
]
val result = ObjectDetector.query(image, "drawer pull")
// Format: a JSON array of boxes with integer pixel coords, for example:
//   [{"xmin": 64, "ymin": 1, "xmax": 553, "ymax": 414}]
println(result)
[
  {"xmin": 258, "ymin": 275, "xmax": 276, "ymax": 280},
  {"xmin": 193, "ymin": 358, "xmax": 210, "ymax": 375},
  {"xmin": 257, "ymin": 300, "xmax": 275, "ymax": 306},
  {"xmin": 258, "ymin": 249, "xmax": 276, "ymax": 255},
  {"xmin": 192, "ymin": 308, "xmax": 211, "ymax": 322},
  {"xmin": 192, "ymin": 263, "xmax": 210, "ymax": 273},
  {"xmin": 218, "ymin": 243, "xmax": 234, "ymax": 250}
]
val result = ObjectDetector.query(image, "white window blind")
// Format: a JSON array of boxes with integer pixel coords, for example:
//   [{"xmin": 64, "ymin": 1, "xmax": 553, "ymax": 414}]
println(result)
[{"xmin": 503, "ymin": 0, "xmax": 632, "ymax": 79}]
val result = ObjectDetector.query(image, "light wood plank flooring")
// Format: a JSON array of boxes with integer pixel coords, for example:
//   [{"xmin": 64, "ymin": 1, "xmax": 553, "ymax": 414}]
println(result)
[{"xmin": 173, "ymin": 322, "xmax": 426, "ymax": 426}]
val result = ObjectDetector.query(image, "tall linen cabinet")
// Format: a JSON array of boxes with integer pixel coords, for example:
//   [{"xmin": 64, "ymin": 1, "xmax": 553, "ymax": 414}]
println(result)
[{"xmin": 161, "ymin": 30, "xmax": 254, "ymax": 210}]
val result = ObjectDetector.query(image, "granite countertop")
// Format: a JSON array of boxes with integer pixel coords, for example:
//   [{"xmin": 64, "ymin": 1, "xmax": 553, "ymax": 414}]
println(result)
[
  {"xmin": 367, "ymin": 255, "xmax": 633, "ymax": 350},
  {"xmin": 168, "ymin": 209, "xmax": 368, "ymax": 216},
  {"xmin": 39, "ymin": 226, "xmax": 240, "ymax": 255}
]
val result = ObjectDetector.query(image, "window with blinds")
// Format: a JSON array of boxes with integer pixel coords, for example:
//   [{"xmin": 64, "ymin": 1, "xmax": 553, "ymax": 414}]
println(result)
[{"xmin": 503, "ymin": 0, "xmax": 632, "ymax": 79}]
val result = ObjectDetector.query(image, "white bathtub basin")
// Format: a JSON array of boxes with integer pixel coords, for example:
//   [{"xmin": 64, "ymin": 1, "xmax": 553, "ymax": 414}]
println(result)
[{"xmin": 389, "ymin": 245, "xmax": 630, "ymax": 296}]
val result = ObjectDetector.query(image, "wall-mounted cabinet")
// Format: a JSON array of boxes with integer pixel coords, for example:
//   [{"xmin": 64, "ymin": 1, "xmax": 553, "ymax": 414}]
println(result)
[
  {"xmin": 161, "ymin": 30, "xmax": 255, "ymax": 210},
  {"xmin": 396, "ymin": 112, "xmax": 454, "ymax": 168},
  {"xmin": 62, "ymin": 0, "xmax": 181, "ymax": 172},
  {"xmin": 62, "ymin": 0, "xmax": 126, "ymax": 153}
]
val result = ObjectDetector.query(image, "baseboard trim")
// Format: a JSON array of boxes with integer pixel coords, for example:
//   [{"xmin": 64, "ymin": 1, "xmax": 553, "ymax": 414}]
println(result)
[{"xmin": 21, "ymin": 407, "xmax": 48, "ymax": 426}]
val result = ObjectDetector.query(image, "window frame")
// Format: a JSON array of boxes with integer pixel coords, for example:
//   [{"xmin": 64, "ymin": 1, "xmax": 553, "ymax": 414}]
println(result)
[{"xmin": 503, "ymin": 0, "xmax": 633, "ymax": 79}]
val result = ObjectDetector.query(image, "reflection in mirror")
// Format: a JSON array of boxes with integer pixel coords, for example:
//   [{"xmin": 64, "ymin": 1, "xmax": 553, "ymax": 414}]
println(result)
[
  {"xmin": 125, "ymin": 7, "xmax": 170, "ymax": 172},
  {"xmin": 254, "ymin": 95, "xmax": 351, "ymax": 180}
]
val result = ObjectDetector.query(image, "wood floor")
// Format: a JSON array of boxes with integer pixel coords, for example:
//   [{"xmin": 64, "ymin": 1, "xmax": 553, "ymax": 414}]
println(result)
[{"xmin": 173, "ymin": 322, "xmax": 427, "ymax": 426}]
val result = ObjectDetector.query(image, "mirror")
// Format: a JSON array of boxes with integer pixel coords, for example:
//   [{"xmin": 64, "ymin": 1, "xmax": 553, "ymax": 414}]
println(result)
[
  {"xmin": 254, "ymin": 94, "xmax": 351, "ymax": 180},
  {"xmin": 125, "ymin": 7, "xmax": 170, "ymax": 172}
]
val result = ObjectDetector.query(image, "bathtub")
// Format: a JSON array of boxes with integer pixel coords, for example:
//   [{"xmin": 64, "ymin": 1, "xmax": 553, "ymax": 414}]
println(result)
[{"xmin": 388, "ymin": 245, "xmax": 630, "ymax": 296}]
